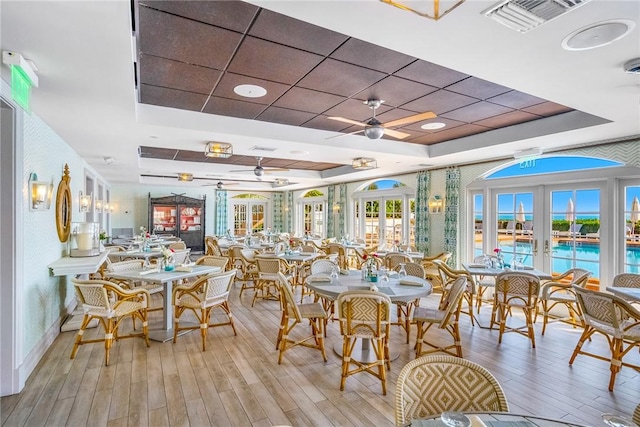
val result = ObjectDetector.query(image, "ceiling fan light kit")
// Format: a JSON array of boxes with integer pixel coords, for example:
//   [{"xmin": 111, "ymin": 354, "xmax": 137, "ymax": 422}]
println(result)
[
  {"xmin": 352, "ymin": 157, "xmax": 377, "ymax": 170},
  {"xmin": 204, "ymin": 141, "xmax": 233, "ymax": 158}
]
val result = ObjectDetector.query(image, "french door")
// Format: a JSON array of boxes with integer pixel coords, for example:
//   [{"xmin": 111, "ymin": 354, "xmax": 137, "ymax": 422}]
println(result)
[{"xmin": 232, "ymin": 202, "xmax": 266, "ymax": 236}]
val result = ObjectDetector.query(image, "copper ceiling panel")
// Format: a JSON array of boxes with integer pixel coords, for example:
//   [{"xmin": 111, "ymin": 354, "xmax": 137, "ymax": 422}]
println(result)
[
  {"xmin": 228, "ymin": 36, "xmax": 324, "ymax": 85},
  {"xmin": 140, "ymin": 0, "xmax": 259, "ymax": 33},
  {"xmin": 409, "ymin": 124, "xmax": 491, "ymax": 145},
  {"xmin": 139, "ymin": 146, "xmax": 178, "ymax": 160},
  {"xmin": 330, "ymin": 38, "xmax": 415, "ymax": 74},
  {"xmin": 213, "ymin": 72, "xmax": 290, "ymax": 105},
  {"xmin": 249, "ymin": 9, "xmax": 349, "ymax": 56},
  {"xmin": 301, "ymin": 115, "xmax": 354, "ymax": 132},
  {"xmin": 394, "ymin": 60, "xmax": 469, "ymax": 88},
  {"xmin": 297, "ymin": 58, "xmax": 386, "ymax": 97},
  {"xmin": 488, "ymin": 91, "xmax": 545, "ymax": 109},
  {"xmin": 441, "ymin": 101, "xmax": 513, "ymax": 123},
  {"xmin": 139, "ymin": 84, "xmax": 207, "ymax": 112},
  {"xmin": 139, "ymin": 54, "xmax": 221, "ymax": 95},
  {"xmin": 474, "ymin": 110, "xmax": 540, "ymax": 129},
  {"xmin": 523, "ymin": 102, "xmax": 574, "ymax": 116},
  {"xmin": 203, "ymin": 96, "xmax": 266, "ymax": 119},
  {"xmin": 402, "ymin": 89, "xmax": 478, "ymax": 115},
  {"xmin": 137, "ymin": 6, "xmax": 243, "ymax": 70},
  {"xmin": 272, "ymin": 87, "xmax": 344, "ymax": 114},
  {"xmin": 257, "ymin": 106, "xmax": 317, "ymax": 126},
  {"xmin": 446, "ymin": 77, "xmax": 511, "ymax": 100},
  {"xmin": 354, "ymin": 76, "xmax": 438, "ymax": 108},
  {"xmin": 174, "ymin": 150, "xmax": 210, "ymax": 162}
]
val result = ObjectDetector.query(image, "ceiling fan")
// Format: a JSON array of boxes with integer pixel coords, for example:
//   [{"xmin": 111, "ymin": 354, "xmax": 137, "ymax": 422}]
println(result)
[
  {"xmin": 229, "ymin": 157, "xmax": 289, "ymax": 180},
  {"xmin": 328, "ymin": 99, "xmax": 437, "ymax": 140}
]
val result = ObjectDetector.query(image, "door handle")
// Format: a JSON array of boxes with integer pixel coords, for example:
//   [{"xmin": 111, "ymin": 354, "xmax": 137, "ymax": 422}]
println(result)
[
  {"xmin": 533, "ymin": 239, "xmax": 538, "ymax": 255},
  {"xmin": 544, "ymin": 239, "xmax": 549, "ymax": 255}
]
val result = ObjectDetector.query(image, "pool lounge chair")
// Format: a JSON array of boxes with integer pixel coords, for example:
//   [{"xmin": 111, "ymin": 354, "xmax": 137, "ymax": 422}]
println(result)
[
  {"xmin": 586, "ymin": 229, "xmax": 599, "ymax": 239},
  {"xmin": 558, "ymin": 224, "xmax": 583, "ymax": 237},
  {"xmin": 499, "ymin": 221, "xmax": 516, "ymax": 234}
]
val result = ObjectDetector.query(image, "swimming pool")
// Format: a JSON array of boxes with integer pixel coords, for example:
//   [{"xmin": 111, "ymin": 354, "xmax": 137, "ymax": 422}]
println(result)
[{"xmin": 481, "ymin": 241, "xmax": 640, "ymax": 277}]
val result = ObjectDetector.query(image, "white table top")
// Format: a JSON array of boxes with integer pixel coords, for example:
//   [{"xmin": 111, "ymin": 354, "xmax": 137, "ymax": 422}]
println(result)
[
  {"xmin": 408, "ymin": 412, "xmax": 587, "ymax": 426},
  {"xmin": 48, "ymin": 251, "xmax": 110, "ymax": 276},
  {"xmin": 108, "ymin": 248, "xmax": 163, "ymax": 259},
  {"xmin": 374, "ymin": 251, "xmax": 425, "ymax": 259},
  {"xmin": 105, "ymin": 264, "xmax": 220, "ymax": 283},
  {"xmin": 606, "ymin": 286, "xmax": 640, "ymax": 301},
  {"xmin": 463, "ymin": 263, "xmax": 552, "ymax": 280},
  {"xmin": 306, "ymin": 271, "xmax": 432, "ymax": 302}
]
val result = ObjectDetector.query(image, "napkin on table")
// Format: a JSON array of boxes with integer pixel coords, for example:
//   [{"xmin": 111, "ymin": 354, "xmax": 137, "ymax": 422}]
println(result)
[
  {"xmin": 174, "ymin": 266, "xmax": 193, "ymax": 273},
  {"xmin": 309, "ymin": 275, "xmax": 331, "ymax": 282},
  {"xmin": 139, "ymin": 269, "xmax": 159, "ymax": 276},
  {"xmin": 340, "ymin": 269, "xmax": 350, "ymax": 275},
  {"xmin": 399, "ymin": 278, "xmax": 423, "ymax": 287}
]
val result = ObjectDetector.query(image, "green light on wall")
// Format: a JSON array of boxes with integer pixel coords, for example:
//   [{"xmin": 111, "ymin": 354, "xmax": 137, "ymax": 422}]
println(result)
[{"xmin": 11, "ymin": 65, "xmax": 32, "ymax": 112}]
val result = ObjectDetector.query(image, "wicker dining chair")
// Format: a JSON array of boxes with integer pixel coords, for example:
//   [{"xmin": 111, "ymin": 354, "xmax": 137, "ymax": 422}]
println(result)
[
  {"xmin": 253, "ymin": 255, "xmax": 296, "ymax": 307},
  {"xmin": 228, "ymin": 245, "xmax": 259, "ymax": 297},
  {"xmin": 394, "ymin": 355, "xmax": 509, "ymax": 427},
  {"xmin": 385, "ymin": 252, "xmax": 412, "ymax": 270},
  {"xmin": 421, "ymin": 252, "xmax": 452, "ymax": 294},
  {"xmin": 612, "ymin": 273, "xmax": 640, "ymax": 308},
  {"xmin": 337, "ymin": 290, "xmax": 392, "ymax": 395},
  {"xmin": 168, "ymin": 241, "xmax": 187, "ymax": 251},
  {"xmin": 633, "ymin": 403, "xmax": 640, "ymax": 426},
  {"xmin": 471, "ymin": 254, "xmax": 497, "ymax": 312},
  {"xmin": 172, "ymin": 269, "xmax": 237, "ymax": 351},
  {"xmin": 106, "ymin": 259, "xmax": 164, "ymax": 317},
  {"xmin": 538, "ymin": 268, "xmax": 591, "ymax": 335},
  {"xmin": 433, "ymin": 260, "xmax": 476, "ymax": 327},
  {"xmin": 570, "ymin": 285, "xmax": 640, "ymax": 391},
  {"xmin": 70, "ymin": 278, "xmax": 150, "ymax": 366},
  {"xmin": 413, "ymin": 277, "xmax": 467, "ymax": 358},
  {"xmin": 325, "ymin": 243, "xmax": 348, "ymax": 270},
  {"xmin": 194, "ymin": 255, "xmax": 229, "ymax": 270},
  {"xmin": 392, "ymin": 262, "xmax": 425, "ymax": 344},
  {"xmin": 275, "ymin": 272, "xmax": 327, "ymax": 364},
  {"xmin": 491, "ymin": 271, "xmax": 540, "ymax": 348},
  {"xmin": 204, "ymin": 236, "xmax": 223, "ymax": 256}
]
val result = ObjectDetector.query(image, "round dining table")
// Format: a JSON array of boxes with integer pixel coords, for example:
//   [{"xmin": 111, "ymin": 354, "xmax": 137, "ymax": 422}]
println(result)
[{"xmin": 306, "ymin": 271, "xmax": 432, "ymax": 362}]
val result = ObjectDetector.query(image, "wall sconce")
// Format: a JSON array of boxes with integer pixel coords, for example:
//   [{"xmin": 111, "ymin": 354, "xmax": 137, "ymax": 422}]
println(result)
[
  {"xmin": 94, "ymin": 199, "xmax": 103, "ymax": 213},
  {"xmin": 28, "ymin": 173, "xmax": 53, "ymax": 211},
  {"xmin": 177, "ymin": 173, "xmax": 193, "ymax": 182},
  {"xmin": 79, "ymin": 191, "xmax": 92, "ymax": 212},
  {"xmin": 204, "ymin": 141, "xmax": 233, "ymax": 158},
  {"xmin": 333, "ymin": 203, "xmax": 341, "ymax": 213},
  {"xmin": 103, "ymin": 203, "xmax": 110, "ymax": 213},
  {"xmin": 429, "ymin": 194, "xmax": 445, "ymax": 214}
]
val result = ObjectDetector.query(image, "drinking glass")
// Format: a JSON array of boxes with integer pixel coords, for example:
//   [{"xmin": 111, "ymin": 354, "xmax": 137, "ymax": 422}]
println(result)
[
  {"xmin": 330, "ymin": 265, "xmax": 339, "ymax": 283},
  {"xmin": 380, "ymin": 266, "xmax": 389, "ymax": 282},
  {"xmin": 398, "ymin": 263, "xmax": 407, "ymax": 279},
  {"xmin": 601, "ymin": 413, "xmax": 636, "ymax": 427},
  {"xmin": 441, "ymin": 412, "xmax": 471, "ymax": 427}
]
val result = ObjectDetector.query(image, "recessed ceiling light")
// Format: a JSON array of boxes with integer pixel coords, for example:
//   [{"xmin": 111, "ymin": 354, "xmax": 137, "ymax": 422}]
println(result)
[
  {"xmin": 149, "ymin": 135, "xmax": 158, "ymax": 139},
  {"xmin": 234, "ymin": 84, "xmax": 267, "ymax": 98},
  {"xmin": 421, "ymin": 122, "xmax": 446, "ymax": 130},
  {"xmin": 290, "ymin": 150, "xmax": 309, "ymax": 155},
  {"xmin": 562, "ymin": 19, "xmax": 635, "ymax": 51}
]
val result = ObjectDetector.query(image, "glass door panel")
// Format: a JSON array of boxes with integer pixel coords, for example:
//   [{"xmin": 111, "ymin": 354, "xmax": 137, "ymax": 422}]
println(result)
[
  {"xmin": 233, "ymin": 204, "xmax": 247, "ymax": 236},
  {"xmin": 383, "ymin": 198, "xmax": 403, "ymax": 247},
  {"xmin": 364, "ymin": 199, "xmax": 380, "ymax": 248},
  {"xmin": 472, "ymin": 193, "xmax": 484, "ymax": 259},
  {"xmin": 496, "ymin": 192, "xmax": 535, "ymax": 268},
  {"xmin": 251, "ymin": 204, "xmax": 265, "ymax": 233},
  {"xmin": 624, "ymin": 185, "xmax": 640, "ymax": 273},
  {"xmin": 549, "ymin": 189, "xmax": 600, "ymax": 278}
]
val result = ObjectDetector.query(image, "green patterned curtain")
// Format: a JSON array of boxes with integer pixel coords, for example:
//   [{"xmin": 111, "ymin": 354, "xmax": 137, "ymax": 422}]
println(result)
[
  {"xmin": 327, "ymin": 185, "xmax": 335, "ymax": 238},
  {"xmin": 444, "ymin": 167, "xmax": 460, "ymax": 265},
  {"xmin": 272, "ymin": 192, "xmax": 284, "ymax": 233},
  {"xmin": 338, "ymin": 184, "xmax": 347, "ymax": 237},
  {"xmin": 286, "ymin": 191, "xmax": 293, "ymax": 234},
  {"xmin": 415, "ymin": 171, "xmax": 430, "ymax": 254},
  {"xmin": 215, "ymin": 190, "xmax": 227, "ymax": 236}
]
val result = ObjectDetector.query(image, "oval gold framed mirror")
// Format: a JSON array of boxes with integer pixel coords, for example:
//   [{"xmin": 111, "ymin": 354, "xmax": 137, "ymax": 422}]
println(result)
[{"xmin": 55, "ymin": 164, "xmax": 72, "ymax": 242}]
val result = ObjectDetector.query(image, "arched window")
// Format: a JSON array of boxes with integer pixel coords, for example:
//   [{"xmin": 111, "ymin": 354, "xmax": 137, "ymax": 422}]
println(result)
[
  {"xmin": 299, "ymin": 189, "xmax": 325, "ymax": 237},
  {"xmin": 353, "ymin": 179, "xmax": 414, "ymax": 249}
]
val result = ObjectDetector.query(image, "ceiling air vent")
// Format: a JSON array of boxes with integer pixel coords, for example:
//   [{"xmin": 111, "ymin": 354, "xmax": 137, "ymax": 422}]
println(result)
[
  {"xmin": 249, "ymin": 145, "xmax": 277, "ymax": 152},
  {"xmin": 483, "ymin": 0, "xmax": 592, "ymax": 33}
]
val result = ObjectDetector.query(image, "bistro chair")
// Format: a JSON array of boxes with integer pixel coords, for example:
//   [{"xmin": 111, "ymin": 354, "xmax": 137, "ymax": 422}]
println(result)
[
  {"xmin": 106, "ymin": 259, "xmax": 164, "ymax": 319},
  {"xmin": 194, "ymin": 255, "xmax": 229, "ymax": 270},
  {"xmin": 168, "ymin": 241, "xmax": 187, "ymax": 251},
  {"xmin": 229, "ymin": 245, "xmax": 259, "ymax": 297},
  {"xmin": 491, "ymin": 271, "xmax": 540, "ymax": 348},
  {"xmin": 471, "ymin": 254, "xmax": 497, "ymax": 312},
  {"xmin": 325, "ymin": 243, "xmax": 348, "ymax": 270},
  {"xmin": 570, "ymin": 285, "xmax": 640, "ymax": 391},
  {"xmin": 392, "ymin": 262, "xmax": 426, "ymax": 344},
  {"xmin": 172, "ymin": 269, "xmax": 237, "ymax": 351},
  {"xmin": 434, "ymin": 260, "xmax": 476, "ymax": 326},
  {"xmin": 537, "ymin": 268, "xmax": 591, "ymax": 335},
  {"xmin": 70, "ymin": 278, "xmax": 150, "ymax": 366},
  {"xmin": 633, "ymin": 403, "xmax": 640, "ymax": 425},
  {"xmin": 413, "ymin": 277, "xmax": 467, "ymax": 358},
  {"xmin": 385, "ymin": 252, "xmax": 412, "ymax": 270},
  {"xmin": 337, "ymin": 290, "xmax": 391, "ymax": 395},
  {"xmin": 204, "ymin": 236, "xmax": 224, "ymax": 256},
  {"xmin": 612, "ymin": 273, "xmax": 640, "ymax": 308},
  {"xmin": 275, "ymin": 272, "xmax": 327, "ymax": 364},
  {"xmin": 421, "ymin": 252, "xmax": 452, "ymax": 294},
  {"xmin": 394, "ymin": 355, "xmax": 509, "ymax": 427},
  {"xmin": 253, "ymin": 255, "xmax": 296, "ymax": 307}
]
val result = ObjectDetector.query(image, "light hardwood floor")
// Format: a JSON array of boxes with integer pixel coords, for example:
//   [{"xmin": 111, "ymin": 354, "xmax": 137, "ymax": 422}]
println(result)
[{"xmin": 2, "ymin": 284, "xmax": 638, "ymax": 427}]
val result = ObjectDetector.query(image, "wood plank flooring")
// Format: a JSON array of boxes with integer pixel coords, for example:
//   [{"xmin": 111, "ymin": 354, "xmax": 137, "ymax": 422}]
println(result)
[{"xmin": 2, "ymin": 284, "xmax": 638, "ymax": 426}]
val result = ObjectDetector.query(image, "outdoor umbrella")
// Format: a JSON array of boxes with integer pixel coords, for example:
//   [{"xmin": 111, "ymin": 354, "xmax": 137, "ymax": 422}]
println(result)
[
  {"xmin": 566, "ymin": 198, "xmax": 576, "ymax": 223},
  {"xmin": 516, "ymin": 202, "xmax": 526, "ymax": 223},
  {"xmin": 631, "ymin": 196, "xmax": 640, "ymax": 235}
]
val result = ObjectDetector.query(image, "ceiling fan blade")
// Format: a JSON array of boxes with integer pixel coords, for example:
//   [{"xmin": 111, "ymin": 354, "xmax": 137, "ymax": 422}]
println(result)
[
  {"xmin": 382, "ymin": 111, "xmax": 437, "ymax": 128},
  {"xmin": 229, "ymin": 169, "xmax": 254, "ymax": 173},
  {"xmin": 263, "ymin": 168, "xmax": 290, "ymax": 174},
  {"xmin": 326, "ymin": 129, "xmax": 364, "ymax": 140},
  {"xmin": 327, "ymin": 116, "xmax": 367, "ymax": 127},
  {"xmin": 383, "ymin": 128, "xmax": 411, "ymax": 139}
]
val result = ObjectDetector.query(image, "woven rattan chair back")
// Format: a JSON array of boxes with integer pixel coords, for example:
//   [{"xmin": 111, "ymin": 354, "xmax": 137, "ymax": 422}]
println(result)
[
  {"xmin": 108, "ymin": 259, "xmax": 144, "ymax": 272},
  {"xmin": 195, "ymin": 255, "xmax": 229, "ymax": 270},
  {"xmin": 168, "ymin": 241, "xmax": 187, "ymax": 251},
  {"xmin": 395, "ymin": 262, "xmax": 424, "ymax": 279},
  {"xmin": 311, "ymin": 259, "xmax": 337, "ymax": 275},
  {"xmin": 394, "ymin": 355, "xmax": 509, "ymax": 426},
  {"xmin": 171, "ymin": 249, "xmax": 191, "ymax": 265},
  {"xmin": 256, "ymin": 256, "xmax": 282, "ymax": 276},
  {"xmin": 338, "ymin": 291, "xmax": 391, "ymax": 338},
  {"xmin": 495, "ymin": 271, "xmax": 540, "ymax": 305},
  {"xmin": 385, "ymin": 253, "xmax": 412, "ymax": 270},
  {"xmin": 278, "ymin": 272, "xmax": 302, "ymax": 322},
  {"xmin": 438, "ymin": 277, "xmax": 467, "ymax": 327},
  {"xmin": 633, "ymin": 403, "xmax": 640, "ymax": 425},
  {"xmin": 612, "ymin": 273, "xmax": 640, "ymax": 288},
  {"xmin": 205, "ymin": 236, "xmax": 222, "ymax": 256},
  {"xmin": 571, "ymin": 285, "xmax": 640, "ymax": 390}
]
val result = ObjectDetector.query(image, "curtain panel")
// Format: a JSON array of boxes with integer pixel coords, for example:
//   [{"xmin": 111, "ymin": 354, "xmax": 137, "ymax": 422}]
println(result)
[
  {"xmin": 444, "ymin": 167, "xmax": 460, "ymax": 265},
  {"xmin": 327, "ymin": 185, "xmax": 335, "ymax": 238},
  {"xmin": 415, "ymin": 171, "xmax": 430, "ymax": 254},
  {"xmin": 215, "ymin": 190, "xmax": 228, "ymax": 236},
  {"xmin": 272, "ymin": 192, "xmax": 284, "ymax": 232}
]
